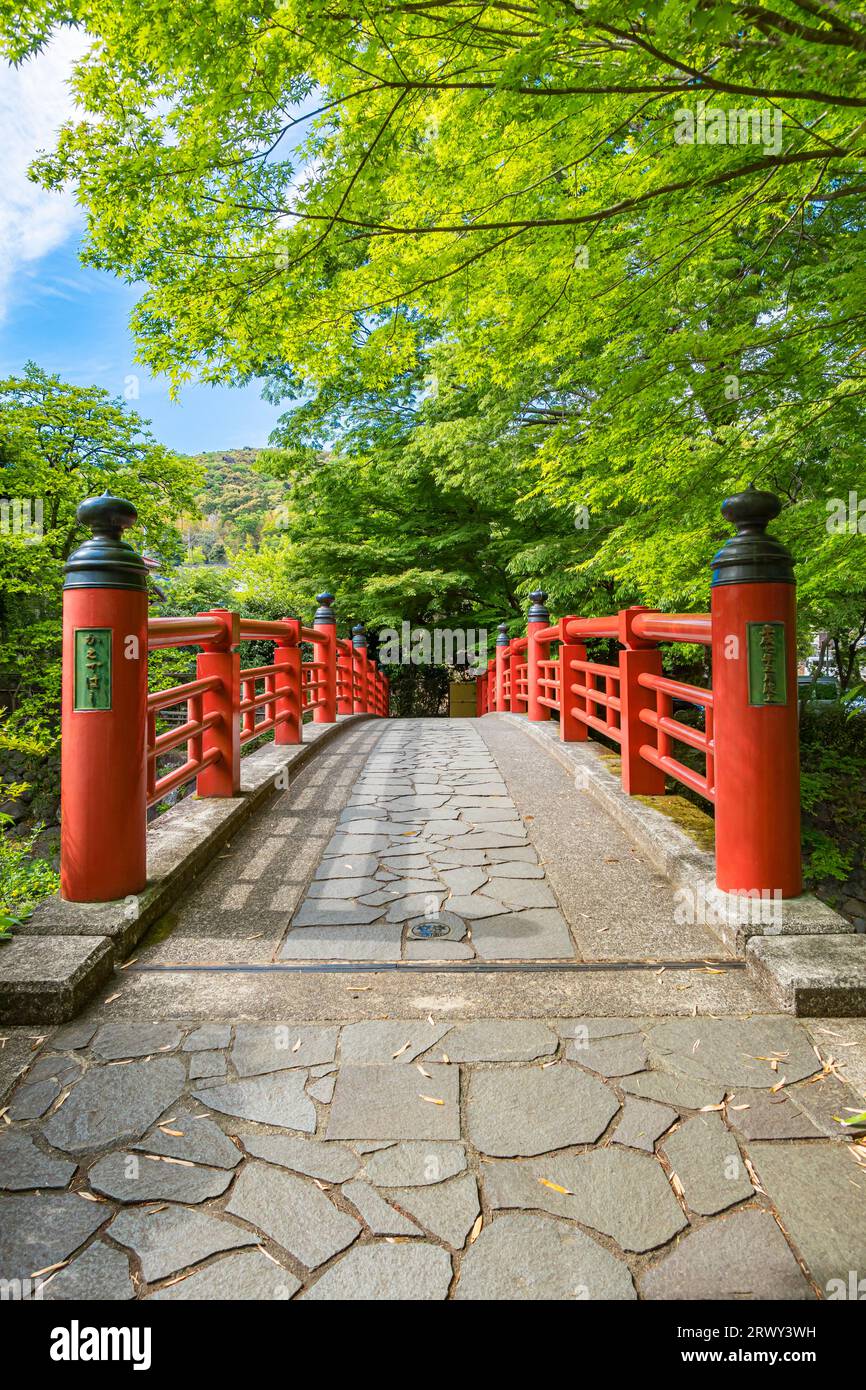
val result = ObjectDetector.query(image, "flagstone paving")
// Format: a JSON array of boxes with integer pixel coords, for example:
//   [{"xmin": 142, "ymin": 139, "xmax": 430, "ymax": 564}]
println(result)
[
  {"xmin": 1, "ymin": 718, "xmax": 864, "ymax": 1299},
  {"xmin": 2, "ymin": 1012, "xmax": 864, "ymax": 1299},
  {"xmin": 277, "ymin": 723, "xmax": 585, "ymax": 961}
]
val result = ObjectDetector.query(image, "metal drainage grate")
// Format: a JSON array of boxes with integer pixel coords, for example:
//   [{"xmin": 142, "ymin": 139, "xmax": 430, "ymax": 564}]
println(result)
[{"xmin": 409, "ymin": 921, "xmax": 451, "ymax": 939}]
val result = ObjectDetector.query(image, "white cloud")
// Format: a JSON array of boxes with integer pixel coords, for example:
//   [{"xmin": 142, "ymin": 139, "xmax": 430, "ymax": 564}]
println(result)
[{"xmin": 0, "ymin": 29, "xmax": 89, "ymax": 321}]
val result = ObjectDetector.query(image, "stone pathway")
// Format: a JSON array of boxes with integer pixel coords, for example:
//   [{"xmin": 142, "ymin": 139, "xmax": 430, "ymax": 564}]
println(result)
[
  {"xmin": 2, "ymin": 715, "xmax": 865, "ymax": 1300},
  {"xmin": 2, "ymin": 1013, "xmax": 865, "ymax": 1299},
  {"xmin": 276, "ymin": 720, "xmax": 724, "ymax": 963}
]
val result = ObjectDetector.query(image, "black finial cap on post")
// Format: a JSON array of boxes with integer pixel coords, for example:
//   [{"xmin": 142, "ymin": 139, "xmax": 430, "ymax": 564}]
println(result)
[
  {"xmin": 64, "ymin": 492, "xmax": 148, "ymax": 591},
  {"xmin": 528, "ymin": 589, "xmax": 549, "ymax": 622},
  {"xmin": 711, "ymin": 485, "xmax": 795, "ymax": 587},
  {"xmin": 496, "ymin": 621, "xmax": 510, "ymax": 646},
  {"xmin": 352, "ymin": 622, "xmax": 367, "ymax": 649},
  {"xmin": 314, "ymin": 591, "xmax": 336, "ymax": 624}
]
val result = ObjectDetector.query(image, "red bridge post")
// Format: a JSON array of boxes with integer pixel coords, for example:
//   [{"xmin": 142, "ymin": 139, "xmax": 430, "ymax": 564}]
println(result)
[
  {"xmin": 352, "ymin": 624, "xmax": 368, "ymax": 714},
  {"xmin": 618, "ymin": 606, "xmax": 666, "ymax": 794},
  {"xmin": 527, "ymin": 590, "xmax": 551, "ymax": 722},
  {"xmin": 711, "ymin": 488, "xmax": 801, "ymax": 897},
  {"xmin": 313, "ymin": 591, "xmax": 337, "ymax": 723},
  {"xmin": 60, "ymin": 494, "xmax": 148, "ymax": 901},
  {"xmin": 558, "ymin": 616, "xmax": 588, "ymax": 744},
  {"xmin": 495, "ymin": 622, "xmax": 510, "ymax": 712},
  {"xmin": 275, "ymin": 616, "xmax": 302, "ymax": 744},
  {"xmin": 196, "ymin": 609, "xmax": 241, "ymax": 795}
]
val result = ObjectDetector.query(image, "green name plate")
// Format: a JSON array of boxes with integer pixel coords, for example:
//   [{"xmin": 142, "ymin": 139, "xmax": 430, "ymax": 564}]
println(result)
[
  {"xmin": 74, "ymin": 628, "xmax": 112, "ymax": 711},
  {"xmin": 747, "ymin": 621, "xmax": 787, "ymax": 706}
]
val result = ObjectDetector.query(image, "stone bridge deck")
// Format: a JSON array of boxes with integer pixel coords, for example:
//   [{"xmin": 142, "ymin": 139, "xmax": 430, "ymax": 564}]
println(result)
[{"xmin": 1, "ymin": 717, "xmax": 864, "ymax": 1300}]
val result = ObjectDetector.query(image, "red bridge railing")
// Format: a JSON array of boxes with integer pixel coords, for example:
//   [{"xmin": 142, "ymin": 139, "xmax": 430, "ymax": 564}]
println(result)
[
  {"xmin": 60, "ymin": 497, "xmax": 389, "ymax": 902},
  {"xmin": 478, "ymin": 488, "xmax": 802, "ymax": 899}
]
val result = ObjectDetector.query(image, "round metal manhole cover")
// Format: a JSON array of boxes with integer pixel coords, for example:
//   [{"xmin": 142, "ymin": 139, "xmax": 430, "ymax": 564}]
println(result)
[{"xmin": 409, "ymin": 921, "xmax": 450, "ymax": 939}]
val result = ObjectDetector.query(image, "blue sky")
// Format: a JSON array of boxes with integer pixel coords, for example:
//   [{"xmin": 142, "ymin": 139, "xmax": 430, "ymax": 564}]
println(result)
[{"xmin": 0, "ymin": 32, "xmax": 283, "ymax": 456}]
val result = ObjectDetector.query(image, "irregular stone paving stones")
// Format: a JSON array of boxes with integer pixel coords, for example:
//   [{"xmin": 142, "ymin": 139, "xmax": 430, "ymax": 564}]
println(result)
[
  {"xmin": 439, "ymin": 1021, "xmax": 557, "ymax": 1063},
  {"xmin": 242, "ymin": 1133, "xmax": 359, "ymax": 1182},
  {"xmin": 661, "ymin": 1113, "xmax": 753, "ymax": 1215},
  {"xmin": 641, "ymin": 1210, "xmax": 814, "ymax": 1300},
  {"xmin": 7, "ymin": 1078, "xmax": 63, "ymax": 1120},
  {"xmin": 91, "ymin": 1023, "xmax": 184, "ymax": 1060},
  {"xmin": 231, "ymin": 1024, "xmax": 337, "ymax": 1076},
  {"xmin": 747, "ymin": 1141, "xmax": 866, "ymax": 1291},
  {"xmin": 362, "ymin": 1142, "xmax": 466, "ymax": 1187},
  {"xmin": 42, "ymin": 1241, "xmax": 135, "ymax": 1301},
  {"xmin": 466, "ymin": 1064, "xmax": 619, "ymax": 1156},
  {"xmin": 567, "ymin": 1033, "xmax": 648, "ymax": 1077},
  {"xmin": 472, "ymin": 908, "xmax": 576, "ymax": 960},
  {"xmin": 455, "ymin": 1213, "xmax": 636, "ymax": 1301},
  {"xmin": 405, "ymin": 939, "xmax": 475, "ymax": 960},
  {"xmin": 386, "ymin": 894, "xmax": 447, "ymax": 923},
  {"xmin": 308, "ymin": 1075, "xmax": 336, "ymax": 1103},
  {"xmin": 487, "ymin": 862, "xmax": 545, "ymax": 879},
  {"xmin": 182, "ymin": 1024, "xmax": 231, "ymax": 1052},
  {"xmin": 483, "ymin": 1149, "xmax": 687, "ymax": 1252},
  {"xmin": 302, "ymin": 1242, "xmax": 452, "ymax": 1301},
  {"xmin": 110, "ymin": 1204, "xmax": 256, "ymax": 1283},
  {"xmin": 314, "ymin": 855, "xmax": 379, "ymax": 880},
  {"xmin": 87, "ymin": 1151, "xmax": 232, "ymax": 1204},
  {"xmin": 446, "ymin": 894, "xmax": 508, "ymax": 920},
  {"xmin": 620, "ymin": 1070, "xmax": 726, "ymax": 1111},
  {"xmin": 279, "ymin": 924, "xmax": 404, "ymax": 961},
  {"xmin": 388, "ymin": 1173, "xmax": 480, "ymax": 1249},
  {"xmin": 556, "ymin": 1018, "xmax": 646, "ymax": 1040},
  {"xmin": 292, "ymin": 903, "xmax": 384, "ymax": 927},
  {"xmin": 327, "ymin": 1063, "xmax": 460, "ymax": 1141},
  {"xmin": 227, "ymin": 1160, "xmax": 360, "ymax": 1268},
  {"xmin": 339, "ymin": 1020, "xmax": 451, "ymax": 1064},
  {"xmin": 133, "ymin": 1111, "xmax": 242, "ymax": 1170},
  {"xmin": 646, "ymin": 1017, "xmax": 821, "ymax": 1089},
  {"xmin": 342, "ymin": 1179, "xmax": 421, "ymax": 1235},
  {"xmin": 726, "ymin": 1089, "xmax": 823, "ymax": 1141},
  {"xmin": 41, "ymin": 1058, "xmax": 187, "ymax": 1155},
  {"xmin": 307, "ymin": 876, "xmax": 382, "ymax": 898},
  {"xmin": 189, "ymin": 1052, "xmax": 226, "ymax": 1081},
  {"xmin": 0, "ymin": 1193, "xmax": 105, "ymax": 1281},
  {"xmin": 612, "ymin": 1097, "xmax": 678, "ymax": 1153},
  {"xmin": 0, "ymin": 1130, "xmax": 77, "ymax": 1190},
  {"xmin": 782, "ymin": 1073, "xmax": 865, "ymax": 1138},
  {"xmin": 50, "ymin": 1020, "xmax": 98, "ymax": 1050},
  {"xmin": 148, "ymin": 1250, "xmax": 301, "ymax": 1301},
  {"xmin": 192, "ymin": 1071, "xmax": 315, "ymax": 1132},
  {"xmin": 477, "ymin": 879, "xmax": 556, "ymax": 909}
]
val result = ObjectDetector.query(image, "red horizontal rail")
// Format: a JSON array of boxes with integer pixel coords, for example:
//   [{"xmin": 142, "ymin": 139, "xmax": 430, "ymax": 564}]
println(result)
[
  {"xmin": 237, "ymin": 618, "xmax": 294, "ymax": 644},
  {"xmin": 638, "ymin": 672, "xmax": 713, "ymax": 708},
  {"xmin": 639, "ymin": 745, "xmax": 714, "ymax": 802},
  {"xmin": 564, "ymin": 615, "xmax": 619, "ymax": 640},
  {"xmin": 148, "ymin": 616, "xmax": 225, "ymax": 650},
  {"xmin": 147, "ymin": 675, "xmax": 220, "ymax": 713},
  {"xmin": 632, "ymin": 612, "xmax": 711, "ymax": 646}
]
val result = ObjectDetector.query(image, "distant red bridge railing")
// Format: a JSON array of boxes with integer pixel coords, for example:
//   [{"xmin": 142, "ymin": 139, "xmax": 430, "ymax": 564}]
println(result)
[
  {"xmin": 60, "ymin": 496, "xmax": 388, "ymax": 902},
  {"xmin": 476, "ymin": 488, "xmax": 802, "ymax": 899}
]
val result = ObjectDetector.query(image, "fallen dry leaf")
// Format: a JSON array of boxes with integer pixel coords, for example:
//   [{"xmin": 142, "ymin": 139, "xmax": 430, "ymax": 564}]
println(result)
[
  {"xmin": 392, "ymin": 1041, "xmax": 412, "ymax": 1059},
  {"xmin": 419, "ymin": 1095, "xmax": 445, "ymax": 1106},
  {"xmin": 538, "ymin": 1178, "xmax": 573, "ymax": 1195},
  {"xmin": 468, "ymin": 1214, "xmax": 483, "ymax": 1245}
]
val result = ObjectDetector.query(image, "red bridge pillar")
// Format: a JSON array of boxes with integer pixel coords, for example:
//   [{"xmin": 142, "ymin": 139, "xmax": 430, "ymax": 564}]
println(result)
[
  {"xmin": 61, "ymin": 494, "xmax": 148, "ymax": 901},
  {"xmin": 313, "ymin": 591, "xmax": 337, "ymax": 723},
  {"xmin": 711, "ymin": 487, "xmax": 801, "ymax": 897},
  {"xmin": 495, "ymin": 622, "xmax": 510, "ymax": 712},
  {"xmin": 527, "ymin": 590, "xmax": 550, "ymax": 721}
]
